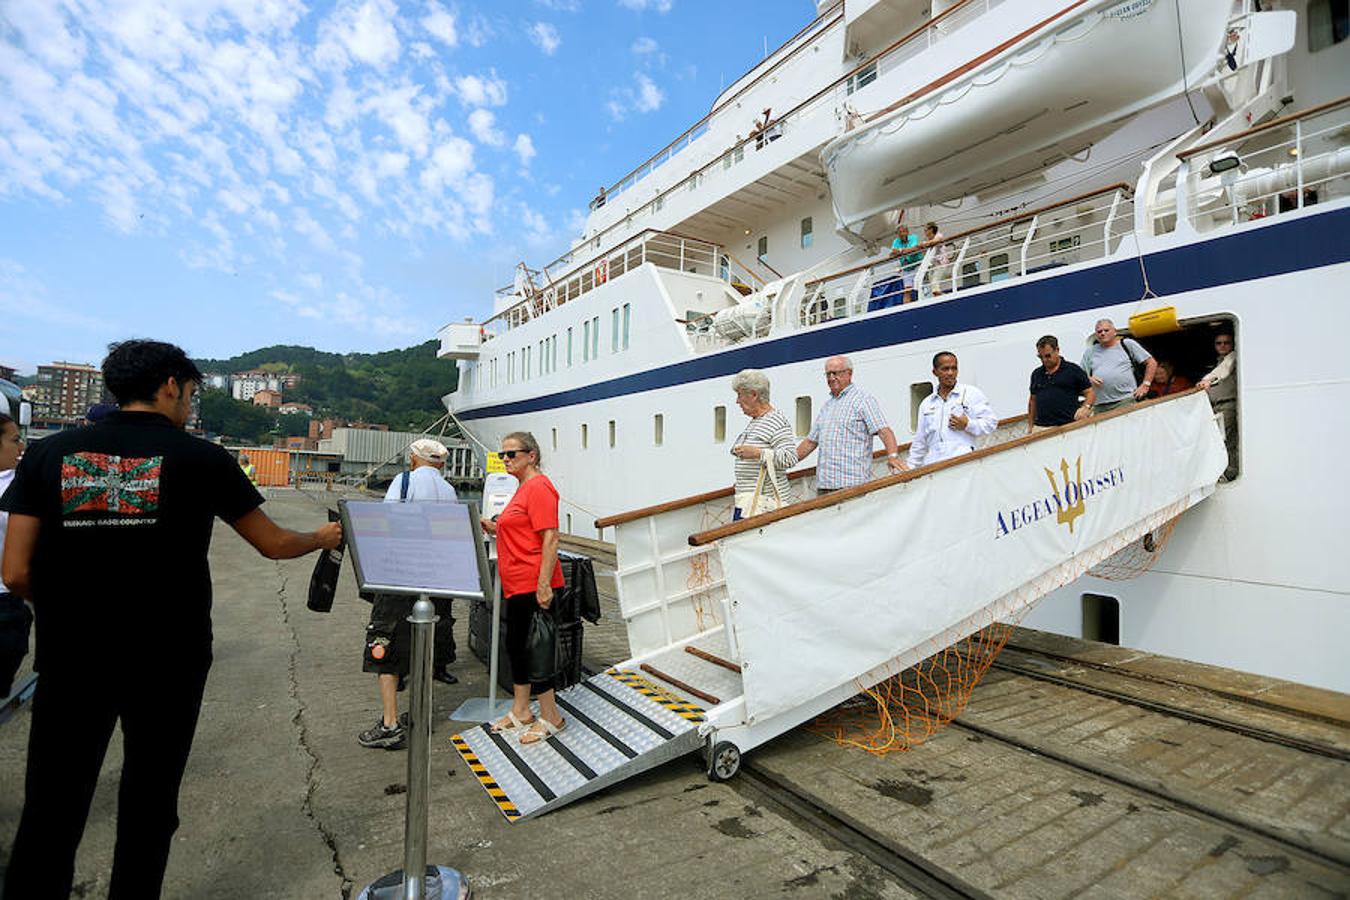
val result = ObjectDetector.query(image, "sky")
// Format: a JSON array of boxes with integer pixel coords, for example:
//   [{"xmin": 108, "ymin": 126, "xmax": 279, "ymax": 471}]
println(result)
[{"xmin": 0, "ymin": 0, "xmax": 812, "ymax": 374}]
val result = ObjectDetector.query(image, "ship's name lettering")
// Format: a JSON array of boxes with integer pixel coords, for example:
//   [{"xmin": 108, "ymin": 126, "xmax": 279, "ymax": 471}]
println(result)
[{"xmin": 995, "ymin": 466, "xmax": 1125, "ymax": 539}]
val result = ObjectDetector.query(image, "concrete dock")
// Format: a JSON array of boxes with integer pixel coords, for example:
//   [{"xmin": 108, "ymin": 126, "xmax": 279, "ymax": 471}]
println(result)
[{"xmin": 2, "ymin": 489, "xmax": 1347, "ymax": 898}]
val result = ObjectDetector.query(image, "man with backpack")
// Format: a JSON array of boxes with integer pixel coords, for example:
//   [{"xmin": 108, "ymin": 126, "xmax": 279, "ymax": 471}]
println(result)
[
  {"xmin": 358, "ymin": 439, "xmax": 460, "ymax": 749},
  {"xmin": 1082, "ymin": 319, "xmax": 1157, "ymax": 414}
]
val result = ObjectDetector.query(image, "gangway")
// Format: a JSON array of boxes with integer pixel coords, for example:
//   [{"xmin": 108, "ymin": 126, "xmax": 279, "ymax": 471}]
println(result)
[{"xmin": 452, "ymin": 390, "xmax": 1228, "ymax": 821}]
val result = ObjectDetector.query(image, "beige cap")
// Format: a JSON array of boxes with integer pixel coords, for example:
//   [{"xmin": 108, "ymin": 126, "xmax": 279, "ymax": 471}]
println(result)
[{"xmin": 409, "ymin": 438, "xmax": 449, "ymax": 463}]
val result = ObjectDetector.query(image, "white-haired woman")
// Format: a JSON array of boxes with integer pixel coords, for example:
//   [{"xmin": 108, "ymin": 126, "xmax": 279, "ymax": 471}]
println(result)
[{"xmin": 729, "ymin": 369, "xmax": 797, "ymax": 519}]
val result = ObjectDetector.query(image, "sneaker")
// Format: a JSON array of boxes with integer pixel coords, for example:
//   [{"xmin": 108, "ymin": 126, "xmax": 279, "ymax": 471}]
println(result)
[{"xmin": 358, "ymin": 719, "xmax": 406, "ymax": 750}]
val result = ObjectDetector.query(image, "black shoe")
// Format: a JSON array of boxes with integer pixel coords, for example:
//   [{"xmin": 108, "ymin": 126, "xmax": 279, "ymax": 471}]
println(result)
[
  {"xmin": 358, "ymin": 718, "xmax": 406, "ymax": 750},
  {"xmin": 432, "ymin": 668, "xmax": 459, "ymax": 686},
  {"xmin": 397, "ymin": 675, "xmax": 407, "ymax": 692}
]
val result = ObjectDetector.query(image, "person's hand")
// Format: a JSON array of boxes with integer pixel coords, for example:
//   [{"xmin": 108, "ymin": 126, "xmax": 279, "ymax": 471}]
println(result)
[
  {"xmin": 480, "ymin": 517, "xmax": 497, "ymax": 536},
  {"xmin": 315, "ymin": 521, "xmax": 343, "ymax": 550},
  {"xmin": 1132, "ymin": 384, "xmax": 1150, "ymax": 400},
  {"xmin": 1073, "ymin": 405, "xmax": 1091, "ymax": 421},
  {"xmin": 1088, "ymin": 375, "xmax": 1104, "ymax": 388},
  {"xmin": 1198, "ymin": 378, "xmax": 1212, "ymax": 390},
  {"xmin": 731, "ymin": 444, "xmax": 762, "ymax": 460},
  {"xmin": 536, "ymin": 584, "xmax": 552, "ymax": 609},
  {"xmin": 886, "ymin": 456, "xmax": 908, "ymax": 473},
  {"xmin": 948, "ymin": 412, "xmax": 968, "ymax": 430}
]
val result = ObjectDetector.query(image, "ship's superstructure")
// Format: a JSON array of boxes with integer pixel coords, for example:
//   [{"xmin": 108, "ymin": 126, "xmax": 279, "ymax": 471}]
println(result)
[{"xmin": 435, "ymin": 0, "xmax": 1350, "ymax": 692}]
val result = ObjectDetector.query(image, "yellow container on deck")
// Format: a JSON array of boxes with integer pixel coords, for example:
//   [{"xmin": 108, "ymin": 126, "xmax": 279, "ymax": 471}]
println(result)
[{"xmin": 1128, "ymin": 306, "xmax": 1179, "ymax": 337}]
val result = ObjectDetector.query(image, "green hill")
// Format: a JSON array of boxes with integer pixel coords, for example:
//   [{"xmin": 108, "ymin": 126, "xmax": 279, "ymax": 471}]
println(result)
[{"xmin": 195, "ymin": 341, "xmax": 459, "ymax": 443}]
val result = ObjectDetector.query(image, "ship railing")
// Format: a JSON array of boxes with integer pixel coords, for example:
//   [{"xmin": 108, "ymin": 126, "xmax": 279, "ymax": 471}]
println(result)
[
  {"xmin": 481, "ymin": 228, "xmax": 752, "ymax": 335},
  {"xmin": 1171, "ymin": 94, "xmax": 1350, "ymax": 235},
  {"xmin": 797, "ymin": 184, "xmax": 1134, "ymax": 329}
]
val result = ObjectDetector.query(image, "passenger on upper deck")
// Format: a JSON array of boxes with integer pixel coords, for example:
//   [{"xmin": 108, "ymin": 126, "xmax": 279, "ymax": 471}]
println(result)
[
  {"xmin": 908, "ymin": 352, "xmax": 997, "ymax": 468},
  {"xmin": 1198, "ymin": 330, "xmax": 1238, "ymax": 481},
  {"xmin": 1082, "ymin": 319, "xmax": 1156, "ymax": 413},
  {"xmin": 922, "ymin": 222, "xmax": 951, "ymax": 297},
  {"xmin": 796, "ymin": 355, "xmax": 905, "ymax": 493},
  {"xmin": 1028, "ymin": 335, "xmax": 1094, "ymax": 434},
  {"xmin": 729, "ymin": 369, "xmax": 798, "ymax": 520},
  {"xmin": 890, "ymin": 223, "xmax": 922, "ymax": 302}
]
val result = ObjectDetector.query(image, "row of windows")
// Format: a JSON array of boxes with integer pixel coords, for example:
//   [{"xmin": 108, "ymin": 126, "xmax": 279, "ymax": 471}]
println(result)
[
  {"xmin": 751, "ymin": 217, "xmax": 813, "ymax": 261},
  {"xmin": 544, "ymin": 398, "xmax": 818, "ymax": 452},
  {"xmin": 482, "ymin": 303, "xmax": 632, "ymax": 390}
]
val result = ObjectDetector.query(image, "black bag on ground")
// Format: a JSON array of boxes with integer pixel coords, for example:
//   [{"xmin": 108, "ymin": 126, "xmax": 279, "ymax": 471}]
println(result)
[
  {"xmin": 526, "ymin": 609, "xmax": 559, "ymax": 684},
  {"xmin": 306, "ymin": 509, "xmax": 345, "ymax": 613}
]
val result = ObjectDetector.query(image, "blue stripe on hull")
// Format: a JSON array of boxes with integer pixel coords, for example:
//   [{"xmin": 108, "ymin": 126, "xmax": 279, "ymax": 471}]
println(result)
[{"xmin": 457, "ymin": 206, "xmax": 1350, "ymax": 420}]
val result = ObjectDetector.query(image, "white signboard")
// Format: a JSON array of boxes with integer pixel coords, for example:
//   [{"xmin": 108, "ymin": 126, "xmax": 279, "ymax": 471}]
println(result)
[
  {"xmin": 341, "ymin": 499, "xmax": 489, "ymax": 600},
  {"xmin": 718, "ymin": 392, "xmax": 1227, "ymax": 723}
]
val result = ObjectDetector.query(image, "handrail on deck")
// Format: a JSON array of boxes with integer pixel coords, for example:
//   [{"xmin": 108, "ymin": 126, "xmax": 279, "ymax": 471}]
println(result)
[
  {"xmin": 1176, "ymin": 94, "xmax": 1350, "ymax": 161},
  {"xmin": 685, "ymin": 388, "xmax": 1205, "ymax": 546},
  {"xmin": 594, "ymin": 412, "xmax": 1031, "ymax": 530},
  {"xmin": 803, "ymin": 182, "xmax": 1132, "ymax": 288}
]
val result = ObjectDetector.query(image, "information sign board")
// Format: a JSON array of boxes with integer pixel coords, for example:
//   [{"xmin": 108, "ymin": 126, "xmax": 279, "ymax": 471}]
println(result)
[{"xmin": 340, "ymin": 499, "xmax": 489, "ymax": 600}]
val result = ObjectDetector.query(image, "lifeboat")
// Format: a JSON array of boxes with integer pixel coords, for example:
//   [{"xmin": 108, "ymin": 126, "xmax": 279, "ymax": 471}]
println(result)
[{"xmin": 822, "ymin": 0, "xmax": 1234, "ymax": 237}]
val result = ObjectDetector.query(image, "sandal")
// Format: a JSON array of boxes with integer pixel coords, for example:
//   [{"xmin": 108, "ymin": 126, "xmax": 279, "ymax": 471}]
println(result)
[
  {"xmin": 519, "ymin": 716, "xmax": 565, "ymax": 745},
  {"xmin": 490, "ymin": 711, "xmax": 534, "ymax": 733}
]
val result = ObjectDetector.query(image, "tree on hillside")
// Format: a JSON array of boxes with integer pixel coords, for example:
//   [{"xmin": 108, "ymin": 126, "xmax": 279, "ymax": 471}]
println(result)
[{"xmin": 199, "ymin": 391, "xmax": 278, "ymax": 444}]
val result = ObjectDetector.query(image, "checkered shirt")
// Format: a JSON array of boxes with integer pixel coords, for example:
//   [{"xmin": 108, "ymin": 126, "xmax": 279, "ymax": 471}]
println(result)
[{"xmin": 808, "ymin": 383, "xmax": 889, "ymax": 489}]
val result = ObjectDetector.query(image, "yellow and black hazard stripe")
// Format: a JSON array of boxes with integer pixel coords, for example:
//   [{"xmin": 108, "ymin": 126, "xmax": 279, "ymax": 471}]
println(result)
[
  {"xmin": 607, "ymin": 669, "xmax": 706, "ymax": 722},
  {"xmin": 450, "ymin": 733, "xmax": 521, "ymax": 821}
]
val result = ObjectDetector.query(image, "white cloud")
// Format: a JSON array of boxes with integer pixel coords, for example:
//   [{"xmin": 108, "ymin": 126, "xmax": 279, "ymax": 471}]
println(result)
[
  {"xmin": 617, "ymin": 0, "xmax": 673, "ymax": 11},
  {"xmin": 467, "ymin": 108, "xmax": 506, "ymax": 147},
  {"xmin": 316, "ymin": 0, "xmax": 402, "ymax": 71},
  {"xmin": 420, "ymin": 137, "xmax": 476, "ymax": 192},
  {"xmin": 453, "ymin": 71, "xmax": 508, "ymax": 107},
  {"xmin": 520, "ymin": 203, "xmax": 551, "ymax": 244},
  {"xmin": 631, "ymin": 36, "xmax": 658, "ymax": 55},
  {"xmin": 293, "ymin": 207, "xmax": 337, "ymax": 253},
  {"xmin": 421, "ymin": 2, "xmax": 458, "ymax": 47},
  {"xmin": 365, "ymin": 84, "xmax": 433, "ymax": 157},
  {"xmin": 634, "ymin": 72, "xmax": 664, "ymax": 112},
  {"xmin": 607, "ymin": 72, "xmax": 664, "ymax": 119},
  {"xmin": 537, "ymin": 0, "xmax": 581, "ymax": 10},
  {"xmin": 513, "ymin": 133, "xmax": 536, "ymax": 166},
  {"xmin": 528, "ymin": 22, "xmax": 561, "ymax": 55}
]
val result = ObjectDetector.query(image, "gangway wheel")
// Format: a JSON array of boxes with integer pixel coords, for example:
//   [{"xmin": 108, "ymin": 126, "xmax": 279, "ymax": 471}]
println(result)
[{"xmin": 706, "ymin": 740, "xmax": 741, "ymax": 782}]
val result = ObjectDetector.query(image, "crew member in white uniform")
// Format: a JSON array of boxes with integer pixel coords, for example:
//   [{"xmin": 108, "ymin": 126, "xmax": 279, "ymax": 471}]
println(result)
[{"xmin": 907, "ymin": 351, "xmax": 998, "ymax": 468}]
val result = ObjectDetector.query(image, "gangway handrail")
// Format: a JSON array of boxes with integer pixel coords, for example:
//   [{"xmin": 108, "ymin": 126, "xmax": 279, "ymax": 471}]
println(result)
[
  {"xmin": 1176, "ymin": 94, "xmax": 1350, "ymax": 161},
  {"xmin": 594, "ymin": 414, "xmax": 1029, "ymax": 529},
  {"xmin": 803, "ymin": 183, "xmax": 1132, "ymax": 288},
  {"xmin": 687, "ymin": 388, "xmax": 1206, "ymax": 546}
]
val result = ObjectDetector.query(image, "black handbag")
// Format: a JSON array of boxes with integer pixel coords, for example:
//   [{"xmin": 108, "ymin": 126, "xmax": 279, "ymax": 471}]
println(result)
[
  {"xmin": 526, "ymin": 608, "xmax": 559, "ymax": 684},
  {"xmin": 306, "ymin": 509, "xmax": 345, "ymax": 613}
]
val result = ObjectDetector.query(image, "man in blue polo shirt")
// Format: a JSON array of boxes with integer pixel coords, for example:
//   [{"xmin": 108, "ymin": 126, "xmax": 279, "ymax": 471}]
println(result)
[{"xmin": 1028, "ymin": 335, "xmax": 1095, "ymax": 434}]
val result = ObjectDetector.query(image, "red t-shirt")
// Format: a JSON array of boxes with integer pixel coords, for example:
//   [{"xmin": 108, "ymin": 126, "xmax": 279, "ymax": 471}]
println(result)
[{"xmin": 496, "ymin": 473, "xmax": 565, "ymax": 597}]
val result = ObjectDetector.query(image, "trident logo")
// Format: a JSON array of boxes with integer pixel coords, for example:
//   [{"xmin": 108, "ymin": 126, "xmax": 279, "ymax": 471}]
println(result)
[{"xmin": 1044, "ymin": 456, "xmax": 1086, "ymax": 533}]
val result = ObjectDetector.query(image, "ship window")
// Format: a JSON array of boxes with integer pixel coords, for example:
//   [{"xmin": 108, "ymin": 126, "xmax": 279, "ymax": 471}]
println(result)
[
  {"xmin": 961, "ymin": 261, "xmax": 981, "ymax": 289},
  {"xmin": 552, "ymin": 334, "xmax": 558, "ymax": 371},
  {"xmin": 567, "ymin": 327, "xmax": 573, "ymax": 366},
  {"xmin": 551, "ymin": 427, "xmax": 558, "ymax": 451},
  {"xmin": 713, "ymin": 405, "xmax": 726, "ymax": 442},
  {"xmin": 800, "ymin": 217, "xmax": 813, "ymax": 249},
  {"xmin": 795, "ymin": 396, "xmax": 812, "ymax": 436},
  {"xmin": 583, "ymin": 320, "xmax": 591, "ymax": 361},
  {"xmin": 909, "ymin": 381, "xmax": 932, "ymax": 433},
  {"xmin": 608, "ymin": 420, "xmax": 616, "ymax": 448},
  {"xmin": 1309, "ymin": 0, "xmax": 1349, "ymax": 51},
  {"xmin": 524, "ymin": 346, "xmax": 531, "ymax": 380},
  {"xmin": 591, "ymin": 316, "xmax": 600, "ymax": 358},
  {"xmin": 1081, "ymin": 594, "xmax": 1120, "ymax": 645},
  {"xmin": 990, "ymin": 253, "xmax": 1011, "ymax": 283},
  {"xmin": 581, "ymin": 423, "xmax": 589, "ymax": 449},
  {"xmin": 653, "ymin": 413, "xmax": 664, "ymax": 446},
  {"xmin": 622, "ymin": 303, "xmax": 631, "ymax": 349},
  {"xmin": 566, "ymin": 513, "xmax": 573, "ymax": 533},
  {"xmin": 611, "ymin": 307, "xmax": 620, "ymax": 352},
  {"xmin": 757, "ymin": 236, "xmax": 768, "ymax": 259},
  {"xmin": 846, "ymin": 61, "xmax": 877, "ymax": 95}
]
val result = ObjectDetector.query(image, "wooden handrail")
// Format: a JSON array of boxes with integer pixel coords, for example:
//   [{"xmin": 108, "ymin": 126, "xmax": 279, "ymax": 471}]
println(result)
[
  {"xmin": 1176, "ymin": 93, "xmax": 1350, "ymax": 161},
  {"xmin": 594, "ymin": 413, "xmax": 1028, "ymax": 529},
  {"xmin": 686, "ymin": 388, "xmax": 1206, "ymax": 546},
  {"xmin": 804, "ymin": 183, "xmax": 1132, "ymax": 288}
]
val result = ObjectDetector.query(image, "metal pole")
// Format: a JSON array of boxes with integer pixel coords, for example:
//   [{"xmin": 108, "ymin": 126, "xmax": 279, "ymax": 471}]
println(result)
[
  {"xmin": 487, "ymin": 567, "xmax": 502, "ymax": 721},
  {"xmin": 403, "ymin": 595, "xmax": 436, "ymax": 900}
]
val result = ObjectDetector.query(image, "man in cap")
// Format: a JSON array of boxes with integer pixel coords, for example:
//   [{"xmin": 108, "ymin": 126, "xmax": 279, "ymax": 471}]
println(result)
[{"xmin": 359, "ymin": 438, "xmax": 460, "ymax": 749}]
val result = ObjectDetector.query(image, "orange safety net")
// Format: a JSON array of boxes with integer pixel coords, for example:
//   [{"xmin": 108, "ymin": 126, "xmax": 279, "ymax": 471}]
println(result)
[
  {"xmin": 807, "ymin": 609, "xmax": 1030, "ymax": 755},
  {"xmin": 1086, "ymin": 513, "xmax": 1182, "ymax": 580}
]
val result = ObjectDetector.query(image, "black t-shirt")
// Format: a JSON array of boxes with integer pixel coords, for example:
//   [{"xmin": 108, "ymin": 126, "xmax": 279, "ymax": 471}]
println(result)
[
  {"xmin": 0, "ymin": 411, "xmax": 263, "ymax": 672},
  {"xmin": 1029, "ymin": 361, "xmax": 1092, "ymax": 426}
]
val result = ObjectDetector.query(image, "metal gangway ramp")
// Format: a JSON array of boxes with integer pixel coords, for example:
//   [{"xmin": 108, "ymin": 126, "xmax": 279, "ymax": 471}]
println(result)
[{"xmin": 453, "ymin": 389, "xmax": 1228, "ymax": 821}]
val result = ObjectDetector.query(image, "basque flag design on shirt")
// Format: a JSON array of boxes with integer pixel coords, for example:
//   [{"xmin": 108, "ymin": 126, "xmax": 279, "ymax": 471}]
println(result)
[{"xmin": 60, "ymin": 453, "xmax": 163, "ymax": 516}]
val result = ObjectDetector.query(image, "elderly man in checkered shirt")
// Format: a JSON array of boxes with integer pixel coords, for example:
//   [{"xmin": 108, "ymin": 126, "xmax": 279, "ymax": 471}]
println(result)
[{"xmin": 796, "ymin": 355, "xmax": 906, "ymax": 494}]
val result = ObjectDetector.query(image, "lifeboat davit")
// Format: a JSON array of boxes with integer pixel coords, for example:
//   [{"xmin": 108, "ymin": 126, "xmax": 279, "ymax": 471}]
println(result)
[{"xmin": 822, "ymin": 0, "xmax": 1233, "ymax": 237}]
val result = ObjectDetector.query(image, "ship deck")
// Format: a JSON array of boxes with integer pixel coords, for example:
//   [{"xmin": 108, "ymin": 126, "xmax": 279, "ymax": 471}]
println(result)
[{"xmin": 1, "ymin": 490, "xmax": 1346, "ymax": 898}]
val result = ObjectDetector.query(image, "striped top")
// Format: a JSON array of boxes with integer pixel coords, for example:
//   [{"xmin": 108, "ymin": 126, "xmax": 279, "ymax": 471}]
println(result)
[
  {"xmin": 732, "ymin": 408, "xmax": 797, "ymax": 503},
  {"xmin": 808, "ymin": 383, "xmax": 889, "ymax": 489}
]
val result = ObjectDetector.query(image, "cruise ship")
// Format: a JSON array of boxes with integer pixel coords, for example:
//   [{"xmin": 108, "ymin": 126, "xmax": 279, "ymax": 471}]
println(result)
[{"xmin": 434, "ymin": 0, "xmax": 1350, "ymax": 693}]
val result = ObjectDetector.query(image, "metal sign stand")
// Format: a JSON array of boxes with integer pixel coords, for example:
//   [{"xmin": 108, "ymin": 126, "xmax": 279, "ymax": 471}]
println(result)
[{"xmin": 450, "ymin": 543, "xmax": 504, "ymax": 724}]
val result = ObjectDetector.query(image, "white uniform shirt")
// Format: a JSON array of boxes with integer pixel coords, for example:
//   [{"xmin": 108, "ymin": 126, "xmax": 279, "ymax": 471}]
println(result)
[
  {"xmin": 383, "ymin": 466, "xmax": 459, "ymax": 503},
  {"xmin": 907, "ymin": 383, "xmax": 997, "ymax": 468},
  {"xmin": 0, "ymin": 469, "xmax": 13, "ymax": 594}
]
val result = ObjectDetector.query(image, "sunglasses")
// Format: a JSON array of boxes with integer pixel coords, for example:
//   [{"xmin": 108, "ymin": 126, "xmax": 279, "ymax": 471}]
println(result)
[{"xmin": 499, "ymin": 449, "xmax": 526, "ymax": 459}]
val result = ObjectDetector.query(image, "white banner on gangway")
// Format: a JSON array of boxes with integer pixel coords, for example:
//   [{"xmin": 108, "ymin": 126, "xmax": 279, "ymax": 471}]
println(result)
[{"xmin": 717, "ymin": 392, "xmax": 1227, "ymax": 724}]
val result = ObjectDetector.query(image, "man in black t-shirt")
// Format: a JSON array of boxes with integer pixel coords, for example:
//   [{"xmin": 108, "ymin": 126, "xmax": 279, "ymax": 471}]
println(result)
[
  {"xmin": 1027, "ymin": 334, "xmax": 1095, "ymax": 434},
  {"xmin": 0, "ymin": 340, "xmax": 342, "ymax": 900}
]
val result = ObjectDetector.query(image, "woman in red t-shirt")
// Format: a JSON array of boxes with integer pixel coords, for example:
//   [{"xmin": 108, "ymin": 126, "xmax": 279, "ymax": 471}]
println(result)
[{"xmin": 480, "ymin": 431, "xmax": 566, "ymax": 744}]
